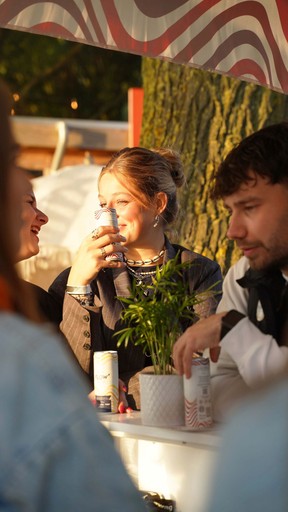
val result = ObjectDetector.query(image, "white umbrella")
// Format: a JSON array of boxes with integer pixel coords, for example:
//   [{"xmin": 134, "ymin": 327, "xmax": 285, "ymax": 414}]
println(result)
[
  {"xmin": 32, "ymin": 163, "xmax": 102, "ymax": 255},
  {"xmin": 18, "ymin": 163, "xmax": 102, "ymax": 289}
]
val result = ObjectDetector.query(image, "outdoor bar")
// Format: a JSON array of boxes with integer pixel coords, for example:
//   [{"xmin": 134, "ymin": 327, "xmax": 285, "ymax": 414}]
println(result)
[
  {"xmin": 1, "ymin": 2, "xmax": 287, "ymax": 511},
  {"xmin": 100, "ymin": 412, "xmax": 221, "ymax": 512}
]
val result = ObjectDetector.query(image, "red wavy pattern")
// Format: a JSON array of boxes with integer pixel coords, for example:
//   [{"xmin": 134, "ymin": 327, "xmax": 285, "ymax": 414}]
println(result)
[
  {"xmin": 134, "ymin": 0, "xmax": 190, "ymax": 18},
  {"xmin": 0, "ymin": 0, "xmax": 287, "ymax": 93},
  {"xmin": 202, "ymin": 31, "xmax": 274, "ymax": 88},
  {"xmin": 229, "ymin": 59, "xmax": 268, "ymax": 85},
  {"xmin": 192, "ymin": 357, "xmax": 208, "ymax": 367},
  {"xmin": 276, "ymin": 0, "xmax": 288, "ymax": 42},
  {"xmin": 31, "ymin": 22, "xmax": 76, "ymax": 39},
  {"xmin": 185, "ymin": 398, "xmax": 212, "ymax": 429}
]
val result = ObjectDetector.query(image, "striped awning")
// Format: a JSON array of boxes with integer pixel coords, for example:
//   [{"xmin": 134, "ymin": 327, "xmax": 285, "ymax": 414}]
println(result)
[{"xmin": 0, "ymin": 0, "xmax": 287, "ymax": 94}]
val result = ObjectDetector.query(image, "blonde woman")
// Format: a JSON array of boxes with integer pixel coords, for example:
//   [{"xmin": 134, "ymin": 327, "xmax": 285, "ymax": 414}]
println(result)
[{"xmin": 50, "ymin": 147, "xmax": 223, "ymax": 409}]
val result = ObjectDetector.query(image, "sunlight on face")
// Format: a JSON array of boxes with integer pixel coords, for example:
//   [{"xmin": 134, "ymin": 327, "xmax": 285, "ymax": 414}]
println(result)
[
  {"xmin": 224, "ymin": 174, "xmax": 288, "ymax": 273},
  {"xmin": 16, "ymin": 173, "xmax": 48, "ymax": 262},
  {"xmin": 98, "ymin": 173, "xmax": 158, "ymax": 249}
]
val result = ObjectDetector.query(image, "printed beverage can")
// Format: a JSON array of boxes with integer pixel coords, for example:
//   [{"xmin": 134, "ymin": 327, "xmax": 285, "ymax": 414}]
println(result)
[
  {"xmin": 94, "ymin": 207, "xmax": 123, "ymax": 261},
  {"xmin": 93, "ymin": 350, "xmax": 119, "ymax": 413},
  {"xmin": 183, "ymin": 356, "xmax": 213, "ymax": 429}
]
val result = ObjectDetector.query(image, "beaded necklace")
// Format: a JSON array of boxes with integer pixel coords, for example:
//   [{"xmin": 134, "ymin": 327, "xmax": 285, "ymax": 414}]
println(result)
[{"xmin": 124, "ymin": 248, "xmax": 165, "ymax": 266}]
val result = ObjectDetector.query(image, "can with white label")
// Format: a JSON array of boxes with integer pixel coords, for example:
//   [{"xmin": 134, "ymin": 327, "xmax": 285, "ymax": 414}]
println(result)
[
  {"xmin": 93, "ymin": 351, "xmax": 119, "ymax": 413},
  {"xmin": 183, "ymin": 356, "xmax": 213, "ymax": 429},
  {"xmin": 94, "ymin": 207, "xmax": 123, "ymax": 261}
]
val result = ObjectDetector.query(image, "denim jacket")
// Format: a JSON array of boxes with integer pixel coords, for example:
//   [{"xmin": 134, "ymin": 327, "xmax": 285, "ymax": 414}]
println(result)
[{"xmin": 0, "ymin": 312, "xmax": 145, "ymax": 512}]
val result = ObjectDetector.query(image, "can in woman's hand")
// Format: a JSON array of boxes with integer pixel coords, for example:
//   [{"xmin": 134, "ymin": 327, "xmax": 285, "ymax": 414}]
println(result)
[{"xmin": 94, "ymin": 207, "xmax": 123, "ymax": 261}]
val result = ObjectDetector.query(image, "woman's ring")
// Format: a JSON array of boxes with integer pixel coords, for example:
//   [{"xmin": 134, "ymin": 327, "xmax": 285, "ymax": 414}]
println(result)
[
  {"xmin": 100, "ymin": 247, "xmax": 107, "ymax": 258},
  {"xmin": 92, "ymin": 229, "xmax": 100, "ymax": 240}
]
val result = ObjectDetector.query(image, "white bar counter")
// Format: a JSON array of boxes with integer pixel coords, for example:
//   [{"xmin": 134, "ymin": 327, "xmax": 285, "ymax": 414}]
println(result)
[{"xmin": 100, "ymin": 412, "xmax": 222, "ymax": 512}]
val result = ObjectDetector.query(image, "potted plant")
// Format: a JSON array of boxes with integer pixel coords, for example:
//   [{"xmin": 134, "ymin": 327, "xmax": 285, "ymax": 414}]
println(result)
[{"xmin": 115, "ymin": 254, "xmax": 214, "ymax": 427}]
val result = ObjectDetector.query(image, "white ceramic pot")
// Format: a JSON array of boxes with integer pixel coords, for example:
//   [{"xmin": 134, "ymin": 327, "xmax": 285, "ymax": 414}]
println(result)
[{"xmin": 139, "ymin": 373, "xmax": 185, "ymax": 427}]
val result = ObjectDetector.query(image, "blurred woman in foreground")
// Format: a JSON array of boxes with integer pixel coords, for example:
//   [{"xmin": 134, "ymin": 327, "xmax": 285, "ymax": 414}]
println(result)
[{"xmin": 0, "ymin": 79, "xmax": 145, "ymax": 512}]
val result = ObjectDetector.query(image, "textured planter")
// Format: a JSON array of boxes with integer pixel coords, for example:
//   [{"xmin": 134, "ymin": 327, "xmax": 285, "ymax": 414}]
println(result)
[{"xmin": 139, "ymin": 373, "xmax": 185, "ymax": 427}]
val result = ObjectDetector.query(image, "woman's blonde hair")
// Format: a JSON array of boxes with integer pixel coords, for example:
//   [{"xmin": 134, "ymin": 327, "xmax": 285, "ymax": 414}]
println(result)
[{"xmin": 99, "ymin": 147, "xmax": 185, "ymax": 225}]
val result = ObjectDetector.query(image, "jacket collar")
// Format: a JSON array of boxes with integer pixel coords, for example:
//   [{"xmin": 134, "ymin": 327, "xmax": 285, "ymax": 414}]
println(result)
[{"xmin": 113, "ymin": 267, "xmax": 131, "ymax": 299}]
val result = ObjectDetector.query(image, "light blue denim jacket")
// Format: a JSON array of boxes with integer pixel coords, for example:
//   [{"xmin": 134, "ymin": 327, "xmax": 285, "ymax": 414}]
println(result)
[
  {"xmin": 207, "ymin": 376, "xmax": 288, "ymax": 512},
  {"xmin": 0, "ymin": 312, "xmax": 145, "ymax": 512}
]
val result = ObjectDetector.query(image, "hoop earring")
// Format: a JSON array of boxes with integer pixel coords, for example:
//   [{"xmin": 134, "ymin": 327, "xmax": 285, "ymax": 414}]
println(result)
[{"xmin": 153, "ymin": 214, "xmax": 159, "ymax": 228}]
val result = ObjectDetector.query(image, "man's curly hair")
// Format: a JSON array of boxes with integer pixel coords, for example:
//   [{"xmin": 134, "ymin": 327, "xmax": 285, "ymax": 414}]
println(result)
[{"xmin": 211, "ymin": 122, "xmax": 288, "ymax": 200}]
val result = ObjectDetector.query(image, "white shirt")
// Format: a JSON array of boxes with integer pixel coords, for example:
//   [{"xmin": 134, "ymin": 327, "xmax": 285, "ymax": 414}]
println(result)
[{"xmin": 211, "ymin": 256, "xmax": 288, "ymax": 421}]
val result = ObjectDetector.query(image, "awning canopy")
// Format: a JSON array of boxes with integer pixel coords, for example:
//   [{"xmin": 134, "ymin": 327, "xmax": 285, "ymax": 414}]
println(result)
[{"xmin": 0, "ymin": 0, "xmax": 287, "ymax": 94}]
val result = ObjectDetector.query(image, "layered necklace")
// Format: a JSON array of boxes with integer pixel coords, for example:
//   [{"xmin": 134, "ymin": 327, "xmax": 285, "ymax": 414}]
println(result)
[
  {"xmin": 126, "ymin": 265, "xmax": 163, "ymax": 295},
  {"xmin": 125, "ymin": 247, "xmax": 165, "ymax": 292}
]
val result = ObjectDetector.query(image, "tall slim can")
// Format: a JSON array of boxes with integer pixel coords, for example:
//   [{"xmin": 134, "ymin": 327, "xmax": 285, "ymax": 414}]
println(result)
[
  {"xmin": 93, "ymin": 351, "xmax": 119, "ymax": 413},
  {"xmin": 183, "ymin": 356, "xmax": 213, "ymax": 429}
]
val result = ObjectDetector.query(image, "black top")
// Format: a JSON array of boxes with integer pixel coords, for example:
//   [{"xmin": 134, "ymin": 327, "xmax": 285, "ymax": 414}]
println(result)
[{"xmin": 23, "ymin": 280, "xmax": 62, "ymax": 326}]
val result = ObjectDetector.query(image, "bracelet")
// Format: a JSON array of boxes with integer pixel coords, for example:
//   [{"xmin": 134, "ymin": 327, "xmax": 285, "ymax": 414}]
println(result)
[
  {"xmin": 69, "ymin": 293, "xmax": 94, "ymax": 307},
  {"xmin": 66, "ymin": 285, "xmax": 92, "ymax": 295}
]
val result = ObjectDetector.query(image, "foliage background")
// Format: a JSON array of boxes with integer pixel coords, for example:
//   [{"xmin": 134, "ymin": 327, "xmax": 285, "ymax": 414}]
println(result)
[{"xmin": 0, "ymin": 28, "xmax": 141, "ymax": 119}]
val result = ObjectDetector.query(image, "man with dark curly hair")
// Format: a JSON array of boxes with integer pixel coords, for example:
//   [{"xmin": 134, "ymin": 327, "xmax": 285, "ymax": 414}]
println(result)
[{"xmin": 173, "ymin": 122, "xmax": 288, "ymax": 420}]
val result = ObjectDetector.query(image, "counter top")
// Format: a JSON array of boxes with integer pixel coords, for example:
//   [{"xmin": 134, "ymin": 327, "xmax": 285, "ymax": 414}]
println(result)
[{"xmin": 99, "ymin": 411, "xmax": 221, "ymax": 449}]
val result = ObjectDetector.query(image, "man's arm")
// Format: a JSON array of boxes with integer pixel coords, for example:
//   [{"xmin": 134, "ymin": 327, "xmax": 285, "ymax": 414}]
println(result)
[
  {"xmin": 173, "ymin": 257, "xmax": 288, "ymax": 419},
  {"xmin": 173, "ymin": 257, "xmax": 249, "ymax": 377}
]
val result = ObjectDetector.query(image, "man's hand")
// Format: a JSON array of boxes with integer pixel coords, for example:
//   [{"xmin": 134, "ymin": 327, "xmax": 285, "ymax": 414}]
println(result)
[{"xmin": 172, "ymin": 312, "xmax": 227, "ymax": 378}]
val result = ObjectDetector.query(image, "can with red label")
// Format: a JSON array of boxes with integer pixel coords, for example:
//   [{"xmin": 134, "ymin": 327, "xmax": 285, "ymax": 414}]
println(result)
[
  {"xmin": 183, "ymin": 357, "xmax": 213, "ymax": 429},
  {"xmin": 94, "ymin": 207, "xmax": 123, "ymax": 261},
  {"xmin": 93, "ymin": 350, "xmax": 119, "ymax": 413}
]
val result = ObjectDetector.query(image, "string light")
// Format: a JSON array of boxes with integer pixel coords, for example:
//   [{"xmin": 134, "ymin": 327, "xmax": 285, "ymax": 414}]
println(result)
[{"xmin": 70, "ymin": 99, "xmax": 78, "ymax": 110}]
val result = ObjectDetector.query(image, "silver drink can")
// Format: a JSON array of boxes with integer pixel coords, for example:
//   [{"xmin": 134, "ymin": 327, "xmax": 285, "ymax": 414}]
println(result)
[
  {"xmin": 183, "ymin": 357, "xmax": 213, "ymax": 429},
  {"xmin": 94, "ymin": 207, "xmax": 123, "ymax": 261},
  {"xmin": 93, "ymin": 351, "xmax": 119, "ymax": 413}
]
